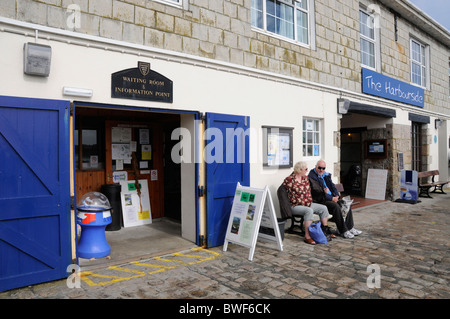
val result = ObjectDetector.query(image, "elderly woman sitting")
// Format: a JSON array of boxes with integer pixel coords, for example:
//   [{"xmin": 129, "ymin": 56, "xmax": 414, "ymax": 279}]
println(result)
[{"xmin": 283, "ymin": 161, "xmax": 333, "ymax": 245}]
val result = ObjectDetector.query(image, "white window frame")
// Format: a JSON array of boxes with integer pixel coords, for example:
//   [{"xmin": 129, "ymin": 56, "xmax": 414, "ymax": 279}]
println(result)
[
  {"xmin": 153, "ymin": 0, "xmax": 183, "ymax": 8},
  {"xmin": 302, "ymin": 118, "xmax": 321, "ymax": 159},
  {"xmin": 251, "ymin": 0, "xmax": 316, "ymax": 48},
  {"xmin": 410, "ymin": 38, "xmax": 429, "ymax": 89},
  {"xmin": 359, "ymin": 7, "xmax": 380, "ymax": 71}
]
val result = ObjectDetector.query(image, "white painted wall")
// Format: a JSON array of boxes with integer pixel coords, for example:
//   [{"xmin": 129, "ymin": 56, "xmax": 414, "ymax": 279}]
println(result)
[{"xmin": 0, "ymin": 30, "xmax": 341, "ymax": 189}]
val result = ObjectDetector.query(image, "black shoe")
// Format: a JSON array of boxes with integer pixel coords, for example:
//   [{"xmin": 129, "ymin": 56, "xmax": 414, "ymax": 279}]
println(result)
[{"xmin": 321, "ymin": 225, "xmax": 335, "ymax": 241}]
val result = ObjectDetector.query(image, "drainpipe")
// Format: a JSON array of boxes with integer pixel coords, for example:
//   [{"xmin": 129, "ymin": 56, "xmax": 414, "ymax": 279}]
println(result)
[{"xmin": 198, "ymin": 115, "xmax": 207, "ymax": 248}]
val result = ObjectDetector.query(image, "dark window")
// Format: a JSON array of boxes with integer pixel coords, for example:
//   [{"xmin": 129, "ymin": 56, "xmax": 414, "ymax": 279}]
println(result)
[
  {"xmin": 75, "ymin": 117, "xmax": 105, "ymax": 170},
  {"xmin": 411, "ymin": 122, "xmax": 422, "ymax": 171}
]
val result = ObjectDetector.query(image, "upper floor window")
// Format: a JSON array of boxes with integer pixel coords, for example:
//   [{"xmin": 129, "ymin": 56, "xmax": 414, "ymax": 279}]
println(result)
[
  {"xmin": 359, "ymin": 8, "xmax": 379, "ymax": 70},
  {"xmin": 410, "ymin": 38, "xmax": 428, "ymax": 88},
  {"xmin": 155, "ymin": 0, "xmax": 182, "ymax": 6},
  {"xmin": 448, "ymin": 59, "xmax": 450, "ymax": 96},
  {"xmin": 251, "ymin": 0, "xmax": 313, "ymax": 46}
]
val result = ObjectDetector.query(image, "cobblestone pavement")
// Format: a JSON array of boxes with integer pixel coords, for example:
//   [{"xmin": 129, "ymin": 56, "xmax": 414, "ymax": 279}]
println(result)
[{"xmin": 1, "ymin": 195, "xmax": 449, "ymax": 301}]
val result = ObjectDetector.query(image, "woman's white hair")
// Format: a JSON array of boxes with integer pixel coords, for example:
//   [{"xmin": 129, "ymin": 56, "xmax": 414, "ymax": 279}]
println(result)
[{"xmin": 293, "ymin": 161, "xmax": 307, "ymax": 174}]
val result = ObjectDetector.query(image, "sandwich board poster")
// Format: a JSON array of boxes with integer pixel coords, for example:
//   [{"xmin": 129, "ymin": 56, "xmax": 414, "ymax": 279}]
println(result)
[
  {"xmin": 365, "ymin": 169, "xmax": 388, "ymax": 200},
  {"xmin": 399, "ymin": 170, "xmax": 418, "ymax": 202},
  {"xmin": 120, "ymin": 179, "xmax": 152, "ymax": 227},
  {"xmin": 223, "ymin": 183, "xmax": 283, "ymax": 261}
]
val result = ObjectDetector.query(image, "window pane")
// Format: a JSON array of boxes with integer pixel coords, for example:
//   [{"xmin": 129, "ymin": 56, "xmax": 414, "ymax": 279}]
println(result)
[
  {"xmin": 360, "ymin": 11, "xmax": 374, "ymax": 39},
  {"xmin": 361, "ymin": 38, "xmax": 375, "ymax": 68},
  {"xmin": 421, "ymin": 65, "xmax": 426, "ymax": 86},
  {"xmin": 314, "ymin": 132, "xmax": 319, "ymax": 143},
  {"xmin": 307, "ymin": 132, "xmax": 313, "ymax": 144},
  {"xmin": 162, "ymin": 0, "xmax": 182, "ymax": 5},
  {"xmin": 421, "ymin": 45, "xmax": 426, "ymax": 65},
  {"xmin": 251, "ymin": 0, "xmax": 264, "ymax": 28},
  {"xmin": 411, "ymin": 62, "xmax": 421, "ymax": 85},
  {"xmin": 267, "ymin": 0, "xmax": 276, "ymax": 15},
  {"xmin": 267, "ymin": 14, "xmax": 276, "ymax": 33},
  {"xmin": 82, "ymin": 130, "xmax": 98, "ymax": 168},
  {"xmin": 266, "ymin": 0, "xmax": 294, "ymax": 39},
  {"xmin": 296, "ymin": 0, "xmax": 307, "ymax": 10},
  {"xmin": 313, "ymin": 144, "xmax": 319, "ymax": 156},
  {"xmin": 307, "ymin": 145, "xmax": 313, "ymax": 156},
  {"xmin": 411, "ymin": 42, "xmax": 421, "ymax": 62},
  {"xmin": 296, "ymin": 10, "xmax": 308, "ymax": 44}
]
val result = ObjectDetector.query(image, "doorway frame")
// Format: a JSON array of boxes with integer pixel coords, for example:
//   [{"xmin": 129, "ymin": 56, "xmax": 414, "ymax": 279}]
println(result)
[{"xmin": 72, "ymin": 101, "xmax": 202, "ymax": 252}]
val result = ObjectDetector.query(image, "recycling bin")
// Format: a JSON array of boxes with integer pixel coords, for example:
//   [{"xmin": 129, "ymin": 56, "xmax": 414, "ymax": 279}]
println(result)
[{"xmin": 76, "ymin": 192, "xmax": 112, "ymax": 259}]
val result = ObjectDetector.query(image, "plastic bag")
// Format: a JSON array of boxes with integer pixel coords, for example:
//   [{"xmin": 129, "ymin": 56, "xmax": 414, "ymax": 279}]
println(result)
[{"xmin": 308, "ymin": 221, "xmax": 328, "ymax": 244}]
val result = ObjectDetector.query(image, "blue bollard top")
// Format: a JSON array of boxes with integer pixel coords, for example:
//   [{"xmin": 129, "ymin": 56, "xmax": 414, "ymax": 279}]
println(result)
[{"xmin": 77, "ymin": 191, "xmax": 112, "ymax": 212}]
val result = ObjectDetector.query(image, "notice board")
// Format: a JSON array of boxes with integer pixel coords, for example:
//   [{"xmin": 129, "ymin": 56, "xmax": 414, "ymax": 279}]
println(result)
[
  {"xmin": 223, "ymin": 183, "xmax": 283, "ymax": 261},
  {"xmin": 365, "ymin": 169, "xmax": 388, "ymax": 200}
]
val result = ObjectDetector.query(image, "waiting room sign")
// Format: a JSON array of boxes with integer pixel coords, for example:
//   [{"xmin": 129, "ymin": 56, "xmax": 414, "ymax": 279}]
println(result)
[{"xmin": 112, "ymin": 61, "xmax": 173, "ymax": 103}]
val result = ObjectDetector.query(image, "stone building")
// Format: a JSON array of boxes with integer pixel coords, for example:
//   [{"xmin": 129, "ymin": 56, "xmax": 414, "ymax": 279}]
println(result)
[{"xmin": 0, "ymin": 0, "xmax": 449, "ymax": 290}]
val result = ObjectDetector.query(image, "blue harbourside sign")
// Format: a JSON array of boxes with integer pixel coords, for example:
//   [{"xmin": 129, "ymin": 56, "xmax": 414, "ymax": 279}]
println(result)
[{"xmin": 362, "ymin": 68, "xmax": 424, "ymax": 108}]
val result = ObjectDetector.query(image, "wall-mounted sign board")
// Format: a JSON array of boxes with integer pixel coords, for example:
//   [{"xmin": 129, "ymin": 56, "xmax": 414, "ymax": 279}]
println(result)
[
  {"xmin": 112, "ymin": 61, "xmax": 173, "ymax": 103},
  {"xmin": 362, "ymin": 68, "xmax": 424, "ymax": 108},
  {"xmin": 223, "ymin": 183, "xmax": 283, "ymax": 261}
]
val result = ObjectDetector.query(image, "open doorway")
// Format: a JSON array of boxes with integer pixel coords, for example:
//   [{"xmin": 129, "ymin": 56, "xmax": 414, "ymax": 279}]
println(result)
[
  {"xmin": 74, "ymin": 105, "xmax": 195, "ymax": 268},
  {"xmin": 340, "ymin": 127, "xmax": 364, "ymax": 196}
]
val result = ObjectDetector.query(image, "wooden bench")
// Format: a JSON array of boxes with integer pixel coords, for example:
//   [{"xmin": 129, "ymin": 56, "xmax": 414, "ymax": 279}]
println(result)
[{"xmin": 418, "ymin": 170, "xmax": 449, "ymax": 198}]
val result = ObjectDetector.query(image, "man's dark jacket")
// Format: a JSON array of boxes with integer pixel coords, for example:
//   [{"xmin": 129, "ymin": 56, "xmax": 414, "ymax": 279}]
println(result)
[{"xmin": 308, "ymin": 169, "xmax": 339, "ymax": 204}]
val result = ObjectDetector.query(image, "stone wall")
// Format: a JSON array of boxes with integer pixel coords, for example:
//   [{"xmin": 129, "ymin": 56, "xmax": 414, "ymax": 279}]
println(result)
[
  {"xmin": 1, "ymin": 0, "xmax": 448, "ymax": 115},
  {"xmin": 360, "ymin": 123, "xmax": 428, "ymax": 200}
]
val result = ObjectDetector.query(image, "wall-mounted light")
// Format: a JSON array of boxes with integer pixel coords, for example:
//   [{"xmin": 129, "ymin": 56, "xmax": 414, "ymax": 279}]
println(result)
[
  {"xmin": 63, "ymin": 87, "xmax": 93, "ymax": 97},
  {"xmin": 337, "ymin": 98, "xmax": 351, "ymax": 114},
  {"xmin": 24, "ymin": 42, "xmax": 52, "ymax": 77},
  {"xmin": 435, "ymin": 119, "xmax": 443, "ymax": 129}
]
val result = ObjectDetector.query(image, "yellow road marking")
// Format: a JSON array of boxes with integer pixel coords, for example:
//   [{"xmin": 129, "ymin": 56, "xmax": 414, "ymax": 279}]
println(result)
[{"xmin": 80, "ymin": 248, "xmax": 221, "ymax": 287}]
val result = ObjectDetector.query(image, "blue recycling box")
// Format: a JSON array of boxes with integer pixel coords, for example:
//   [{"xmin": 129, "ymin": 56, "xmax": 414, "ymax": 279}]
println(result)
[{"xmin": 77, "ymin": 192, "xmax": 112, "ymax": 259}]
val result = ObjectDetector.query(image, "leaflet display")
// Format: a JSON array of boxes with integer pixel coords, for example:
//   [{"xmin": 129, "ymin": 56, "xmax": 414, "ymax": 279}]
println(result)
[{"xmin": 223, "ymin": 183, "xmax": 283, "ymax": 261}]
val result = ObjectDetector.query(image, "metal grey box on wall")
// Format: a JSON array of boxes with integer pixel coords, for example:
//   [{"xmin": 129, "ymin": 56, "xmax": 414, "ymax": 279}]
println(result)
[{"xmin": 23, "ymin": 42, "xmax": 52, "ymax": 77}]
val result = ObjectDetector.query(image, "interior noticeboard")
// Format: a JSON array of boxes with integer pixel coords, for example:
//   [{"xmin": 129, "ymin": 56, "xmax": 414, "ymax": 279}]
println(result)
[{"xmin": 223, "ymin": 183, "xmax": 283, "ymax": 261}]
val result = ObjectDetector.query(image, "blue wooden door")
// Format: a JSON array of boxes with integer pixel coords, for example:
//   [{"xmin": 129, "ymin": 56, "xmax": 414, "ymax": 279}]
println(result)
[
  {"xmin": 0, "ymin": 96, "xmax": 71, "ymax": 291},
  {"xmin": 205, "ymin": 113, "xmax": 250, "ymax": 247}
]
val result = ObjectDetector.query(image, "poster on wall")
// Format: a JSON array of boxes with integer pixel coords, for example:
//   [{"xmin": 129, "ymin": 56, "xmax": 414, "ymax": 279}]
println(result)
[
  {"xmin": 120, "ymin": 179, "xmax": 152, "ymax": 227},
  {"xmin": 223, "ymin": 183, "xmax": 283, "ymax": 261}
]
